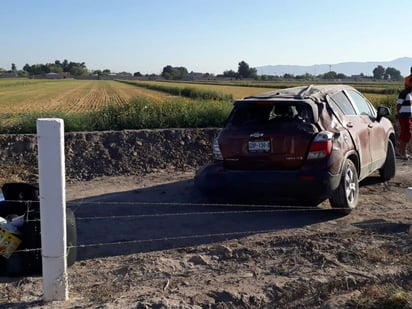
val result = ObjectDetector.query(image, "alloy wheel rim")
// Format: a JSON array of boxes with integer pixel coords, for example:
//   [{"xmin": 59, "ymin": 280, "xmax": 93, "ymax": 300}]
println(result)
[{"xmin": 345, "ymin": 167, "xmax": 356, "ymax": 207}]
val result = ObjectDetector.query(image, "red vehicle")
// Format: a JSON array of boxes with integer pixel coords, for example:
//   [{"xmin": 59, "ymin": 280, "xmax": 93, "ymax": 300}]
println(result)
[{"xmin": 195, "ymin": 85, "xmax": 396, "ymax": 212}]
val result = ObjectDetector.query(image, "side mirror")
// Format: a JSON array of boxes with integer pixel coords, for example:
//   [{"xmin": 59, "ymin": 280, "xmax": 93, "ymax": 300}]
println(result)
[{"xmin": 376, "ymin": 106, "xmax": 390, "ymax": 122}]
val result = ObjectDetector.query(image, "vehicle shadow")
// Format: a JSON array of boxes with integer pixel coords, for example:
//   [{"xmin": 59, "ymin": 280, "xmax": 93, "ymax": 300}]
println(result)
[
  {"xmin": 68, "ymin": 178, "xmax": 345, "ymax": 261},
  {"xmin": 352, "ymin": 219, "xmax": 411, "ymax": 234},
  {"xmin": 359, "ymin": 175, "xmax": 385, "ymax": 187}
]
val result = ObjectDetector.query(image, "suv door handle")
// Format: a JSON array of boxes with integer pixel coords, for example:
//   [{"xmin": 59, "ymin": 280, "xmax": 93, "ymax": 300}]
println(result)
[
  {"xmin": 347, "ymin": 122, "xmax": 353, "ymax": 128},
  {"xmin": 368, "ymin": 123, "xmax": 373, "ymax": 128}
]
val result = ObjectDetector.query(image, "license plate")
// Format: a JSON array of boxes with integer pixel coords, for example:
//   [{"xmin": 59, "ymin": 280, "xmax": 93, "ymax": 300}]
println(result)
[{"xmin": 248, "ymin": 140, "xmax": 270, "ymax": 152}]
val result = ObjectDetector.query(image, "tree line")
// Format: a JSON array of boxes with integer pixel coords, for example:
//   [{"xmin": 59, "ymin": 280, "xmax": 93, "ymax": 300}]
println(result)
[
  {"xmin": 0, "ymin": 60, "xmax": 142, "ymax": 78},
  {"xmin": 0, "ymin": 60, "xmax": 405, "ymax": 82},
  {"xmin": 22, "ymin": 60, "xmax": 88, "ymax": 76},
  {"xmin": 372, "ymin": 65, "xmax": 402, "ymax": 81}
]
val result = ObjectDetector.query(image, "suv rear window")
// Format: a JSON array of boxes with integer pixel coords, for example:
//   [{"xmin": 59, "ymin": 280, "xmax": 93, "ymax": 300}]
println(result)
[{"xmin": 229, "ymin": 102, "xmax": 314, "ymax": 126}]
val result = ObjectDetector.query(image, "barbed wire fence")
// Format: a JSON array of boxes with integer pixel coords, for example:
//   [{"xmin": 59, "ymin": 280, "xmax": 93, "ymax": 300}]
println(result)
[
  {"xmin": 7, "ymin": 198, "xmax": 411, "ymax": 257},
  {"xmin": 1, "ymin": 118, "xmax": 411, "ymax": 304}
]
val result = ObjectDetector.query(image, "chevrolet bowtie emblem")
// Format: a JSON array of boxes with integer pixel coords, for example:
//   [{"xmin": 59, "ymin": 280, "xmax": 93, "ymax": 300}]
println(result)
[{"xmin": 250, "ymin": 132, "xmax": 264, "ymax": 138}]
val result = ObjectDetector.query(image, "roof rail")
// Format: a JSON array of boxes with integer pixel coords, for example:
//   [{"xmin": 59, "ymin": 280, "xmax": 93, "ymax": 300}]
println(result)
[{"xmin": 297, "ymin": 85, "xmax": 313, "ymax": 99}]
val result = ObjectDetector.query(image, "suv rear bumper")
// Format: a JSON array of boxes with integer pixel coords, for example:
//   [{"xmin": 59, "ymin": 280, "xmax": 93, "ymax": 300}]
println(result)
[{"xmin": 194, "ymin": 162, "xmax": 341, "ymax": 205}]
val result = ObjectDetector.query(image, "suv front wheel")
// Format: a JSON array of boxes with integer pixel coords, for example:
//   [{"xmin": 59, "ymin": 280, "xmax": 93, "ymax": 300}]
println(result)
[{"xmin": 329, "ymin": 159, "xmax": 359, "ymax": 214}]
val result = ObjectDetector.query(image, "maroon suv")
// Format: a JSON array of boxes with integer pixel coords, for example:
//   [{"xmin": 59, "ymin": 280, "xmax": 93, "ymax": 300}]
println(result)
[{"xmin": 195, "ymin": 85, "xmax": 396, "ymax": 212}]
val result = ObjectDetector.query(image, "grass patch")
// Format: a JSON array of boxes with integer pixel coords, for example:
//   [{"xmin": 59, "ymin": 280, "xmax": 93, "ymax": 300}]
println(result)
[
  {"xmin": 0, "ymin": 112, "xmax": 94, "ymax": 134},
  {"xmin": 350, "ymin": 282, "xmax": 412, "ymax": 309},
  {"xmin": 118, "ymin": 80, "xmax": 234, "ymax": 101},
  {"xmin": 0, "ymin": 97, "xmax": 233, "ymax": 134},
  {"xmin": 90, "ymin": 97, "xmax": 232, "ymax": 130}
]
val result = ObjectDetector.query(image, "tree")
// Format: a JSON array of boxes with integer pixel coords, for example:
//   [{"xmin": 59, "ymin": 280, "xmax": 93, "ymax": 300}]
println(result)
[
  {"xmin": 161, "ymin": 65, "xmax": 188, "ymax": 80},
  {"xmin": 384, "ymin": 67, "xmax": 402, "ymax": 81},
  {"xmin": 373, "ymin": 65, "xmax": 385, "ymax": 79},
  {"xmin": 161, "ymin": 65, "xmax": 173, "ymax": 79},
  {"xmin": 236, "ymin": 61, "xmax": 258, "ymax": 79},
  {"xmin": 222, "ymin": 69, "xmax": 237, "ymax": 78},
  {"xmin": 283, "ymin": 73, "xmax": 294, "ymax": 79},
  {"xmin": 23, "ymin": 64, "xmax": 30, "ymax": 72},
  {"xmin": 249, "ymin": 67, "xmax": 258, "ymax": 79},
  {"xmin": 11, "ymin": 63, "xmax": 16, "ymax": 71},
  {"xmin": 62, "ymin": 59, "xmax": 69, "ymax": 71},
  {"xmin": 321, "ymin": 71, "xmax": 338, "ymax": 80},
  {"xmin": 295, "ymin": 73, "xmax": 314, "ymax": 80},
  {"xmin": 238, "ymin": 61, "xmax": 250, "ymax": 78},
  {"xmin": 21, "ymin": 59, "xmax": 90, "ymax": 76}
]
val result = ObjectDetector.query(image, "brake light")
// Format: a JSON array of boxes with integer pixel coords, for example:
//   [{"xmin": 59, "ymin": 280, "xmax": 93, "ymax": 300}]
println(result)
[
  {"xmin": 213, "ymin": 138, "xmax": 223, "ymax": 160},
  {"xmin": 307, "ymin": 131, "xmax": 334, "ymax": 160}
]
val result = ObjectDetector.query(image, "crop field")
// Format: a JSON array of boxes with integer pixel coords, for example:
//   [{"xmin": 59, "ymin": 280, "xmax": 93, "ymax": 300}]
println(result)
[
  {"xmin": 132, "ymin": 80, "xmax": 275, "ymax": 99},
  {"xmin": 128, "ymin": 80, "xmax": 401, "ymax": 104},
  {"xmin": 0, "ymin": 78, "xmax": 401, "ymax": 134},
  {"xmin": 0, "ymin": 79, "xmax": 168, "ymax": 114},
  {"xmin": 0, "ymin": 78, "xmax": 401, "ymax": 116}
]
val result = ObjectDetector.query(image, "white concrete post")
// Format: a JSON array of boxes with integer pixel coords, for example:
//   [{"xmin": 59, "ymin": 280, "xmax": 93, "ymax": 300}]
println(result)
[{"xmin": 36, "ymin": 118, "xmax": 68, "ymax": 301}]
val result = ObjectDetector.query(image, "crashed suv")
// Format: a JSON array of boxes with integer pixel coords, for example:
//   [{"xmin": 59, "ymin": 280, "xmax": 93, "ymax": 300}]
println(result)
[{"xmin": 195, "ymin": 85, "xmax": 396, "ymax": 212}]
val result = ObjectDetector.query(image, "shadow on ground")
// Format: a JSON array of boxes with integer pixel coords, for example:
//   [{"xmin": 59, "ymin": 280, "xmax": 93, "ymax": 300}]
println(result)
[{"xmin": 68, "ymin": 178, "xmax": 345, "ymax": 260}]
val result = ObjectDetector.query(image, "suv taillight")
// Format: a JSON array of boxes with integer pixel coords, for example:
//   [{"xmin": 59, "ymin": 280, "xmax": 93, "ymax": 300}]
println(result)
[
  {"xmin": 213, "ymin": 138, "xmax": 223, "ymax": 160},
  {"xmin": 307, "ymin": 131, "xmax": 333, "ymax": 160}
]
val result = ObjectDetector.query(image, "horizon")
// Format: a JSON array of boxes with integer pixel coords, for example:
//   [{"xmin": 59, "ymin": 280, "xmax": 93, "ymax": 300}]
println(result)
[
  {"xmin": 3, "ymin": 57, "xmax": 410, "ymax": 78},
  {"xmin": 1, "ymin": 0, "xmax": 411, "ymax": 75}
]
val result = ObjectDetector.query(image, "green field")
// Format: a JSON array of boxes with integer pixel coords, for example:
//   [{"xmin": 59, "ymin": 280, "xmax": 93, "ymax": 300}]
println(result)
[{"xmin": 0, "ymin": 78, "xmax": 402, "ymax": 133}]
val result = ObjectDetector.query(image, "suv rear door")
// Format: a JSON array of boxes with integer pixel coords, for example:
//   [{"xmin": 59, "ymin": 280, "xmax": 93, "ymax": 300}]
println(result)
[
  {"xmin": 330, "ymin": 91, "xmax": 373, "ymax": 179},
  {"xmin": 218, "ymin": 101, "xmax": 318, "ymax": 170}
]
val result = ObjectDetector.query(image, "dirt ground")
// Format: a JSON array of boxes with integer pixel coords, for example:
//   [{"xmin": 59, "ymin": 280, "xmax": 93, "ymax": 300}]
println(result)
[{"xmin": 0, "ymin": 160, "xmax": 411, "ymax": 308}]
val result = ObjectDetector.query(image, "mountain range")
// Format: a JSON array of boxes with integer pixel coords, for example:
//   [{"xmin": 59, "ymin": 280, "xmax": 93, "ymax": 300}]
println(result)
[{"xmin": 256, "ymin": 57, "xmax": 412, "ymax": 77}]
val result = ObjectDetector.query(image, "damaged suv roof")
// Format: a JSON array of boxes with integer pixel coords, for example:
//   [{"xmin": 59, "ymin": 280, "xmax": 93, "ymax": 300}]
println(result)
[{"xmin": 243, "ymin": 84, "xmax": 355, "ymax": 102}]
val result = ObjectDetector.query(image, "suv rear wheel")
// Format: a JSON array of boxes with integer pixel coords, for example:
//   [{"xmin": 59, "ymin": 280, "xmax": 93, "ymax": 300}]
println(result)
[{"xmin": 329, "ymin": 159, "xmax": 359, "ymax": 214}]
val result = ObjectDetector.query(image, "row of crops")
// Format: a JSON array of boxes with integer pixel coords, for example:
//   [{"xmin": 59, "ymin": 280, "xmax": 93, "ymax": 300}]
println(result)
[{"xmin": 0, "ymin": 78, "xmax": 402, "ymax": 133}]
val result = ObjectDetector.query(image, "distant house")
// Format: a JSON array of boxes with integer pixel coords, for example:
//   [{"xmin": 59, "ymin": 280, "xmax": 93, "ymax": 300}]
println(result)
[
  {"xmin": 351, "ymin": 75, "xmax": 366, "ymax": 81},
  {"xmin": 0, "ymin": 72, "xmax": 18, "ymax": 78},
  {"xmin": 32, "ymin": 72, "xmax": 64, "ymax": 79},
  {"xmin": 186, "ymin": 71, "xmax": 216, "ymax": 81},
  {"xmin": 45, "ymin": 72, "xmax": 63, "ymax": 79}
]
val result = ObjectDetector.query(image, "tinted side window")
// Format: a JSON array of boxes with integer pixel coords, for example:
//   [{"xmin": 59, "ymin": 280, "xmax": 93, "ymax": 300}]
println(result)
[
  {"xmin": 330, "ymin": 91, "xmax": 356, "ymax": 115},
  {"xmin": 347, "ymin": 90, "xmax": 376, "ymax": 117}
]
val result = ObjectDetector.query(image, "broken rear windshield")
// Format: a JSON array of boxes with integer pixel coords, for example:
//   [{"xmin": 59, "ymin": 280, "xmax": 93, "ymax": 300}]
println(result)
[{"xmin": 229, "ymin": 102, "xmax": 314, "ymax": 126}]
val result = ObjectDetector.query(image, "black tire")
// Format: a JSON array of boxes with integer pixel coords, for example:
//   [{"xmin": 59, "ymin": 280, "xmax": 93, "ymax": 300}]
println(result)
[
  {"xmin": 379, "ymin": 140, "xmax": 396, "ymax": 180},
  {"xmin": 329, "ymin": 160, "xmax": 359, "ymax": 214},
  {"xmin": 20, "ymin": 217, "xmax": 42, "ymax": 275}
]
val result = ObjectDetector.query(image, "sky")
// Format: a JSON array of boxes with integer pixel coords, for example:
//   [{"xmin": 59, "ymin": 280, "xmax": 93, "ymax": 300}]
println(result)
[{"xmin": 1, "ymin": 0, "xmax": 411, "ymax": 75}]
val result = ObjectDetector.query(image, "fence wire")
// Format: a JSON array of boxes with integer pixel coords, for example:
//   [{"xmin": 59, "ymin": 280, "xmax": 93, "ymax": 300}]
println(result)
[{"xmin": 2, "ymin": 197, "xmax": 410, "ymax": 256}]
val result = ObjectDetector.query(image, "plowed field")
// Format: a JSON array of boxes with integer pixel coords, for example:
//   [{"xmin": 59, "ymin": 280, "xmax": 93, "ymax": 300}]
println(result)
[{"xmin": 0, "ymin": 79, "xmax": 168, "ymax": 114}]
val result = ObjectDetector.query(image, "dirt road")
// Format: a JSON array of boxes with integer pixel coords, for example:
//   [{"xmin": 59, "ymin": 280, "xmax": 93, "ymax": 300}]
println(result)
[{"xmin": 0, "ymin": 160, "xmax": 411, "ymax": 308}]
